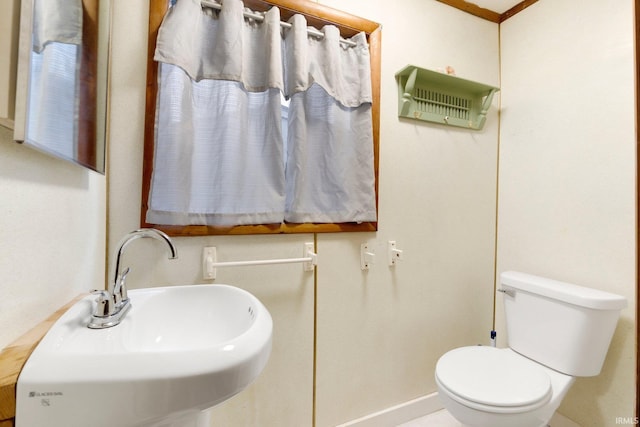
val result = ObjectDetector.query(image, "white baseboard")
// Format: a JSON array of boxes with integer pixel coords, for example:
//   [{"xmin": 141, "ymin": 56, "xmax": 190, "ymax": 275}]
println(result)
[{"xmin": 336, "ymin": 392, "xmax": 443, "ymax": 427}]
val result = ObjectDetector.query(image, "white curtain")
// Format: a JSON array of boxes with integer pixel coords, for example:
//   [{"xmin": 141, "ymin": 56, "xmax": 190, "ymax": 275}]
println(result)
[
  {"xmin": 147, "ymin": 0, "xmax": 377, "ymax": 226},
  {"xmin": 283, "ymin": 16, "xmax": 376, "ymax": 223},
  {"xmin": 26, "ymin": 0, "xmax": 83, "ymax": 159},
  {"xmin": 149, "ymin": 0, "xmax": 285, "ymax": 226}
]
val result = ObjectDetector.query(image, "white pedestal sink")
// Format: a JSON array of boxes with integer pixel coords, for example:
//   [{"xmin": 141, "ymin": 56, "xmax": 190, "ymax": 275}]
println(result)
[{"xmin": 16, "ymin": 284, "xmax": 272, "ymax": 427}]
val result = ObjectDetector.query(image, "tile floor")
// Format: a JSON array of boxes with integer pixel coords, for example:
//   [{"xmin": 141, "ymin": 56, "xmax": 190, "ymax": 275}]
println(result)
[
  {"xmin": 397, "ymin": 409, "xmax": 462, "ymax": 427},
  {"xmin": 397, "ymin": 409, "xmax": 580, "ymax": 427}
]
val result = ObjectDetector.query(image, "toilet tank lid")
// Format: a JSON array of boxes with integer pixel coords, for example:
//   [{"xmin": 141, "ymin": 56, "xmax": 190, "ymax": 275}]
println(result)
[{"xmin": 500, "ymin": 271, "xmax": 627, "ymax": 310}]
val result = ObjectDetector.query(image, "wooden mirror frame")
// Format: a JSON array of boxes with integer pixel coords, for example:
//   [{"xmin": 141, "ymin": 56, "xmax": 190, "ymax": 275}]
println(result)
[{"xmin": 142, "ymin": 0, "xmax": 381, "ymax": 236}]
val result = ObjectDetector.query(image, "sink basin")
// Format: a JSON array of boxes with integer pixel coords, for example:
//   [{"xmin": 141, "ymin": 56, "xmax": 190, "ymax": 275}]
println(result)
[{"xmin": 16, "ymin": 284, "xmax": 272, "ymax": 427}]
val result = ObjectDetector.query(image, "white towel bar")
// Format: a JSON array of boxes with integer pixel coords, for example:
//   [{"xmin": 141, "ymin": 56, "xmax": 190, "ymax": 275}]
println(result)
[
  {"xmin": 203, "ymin": 243, "xmax": 317, "ymax": 280},
  {"xmin": 211, "ymin": 256, "xmax": 313, "ymax": 268}
]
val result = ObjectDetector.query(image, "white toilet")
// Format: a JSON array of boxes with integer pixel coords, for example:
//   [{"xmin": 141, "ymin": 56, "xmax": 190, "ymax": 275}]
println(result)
[{"xmin": 435, "ymin": 271, "xmax": 627, "ymax": 427}]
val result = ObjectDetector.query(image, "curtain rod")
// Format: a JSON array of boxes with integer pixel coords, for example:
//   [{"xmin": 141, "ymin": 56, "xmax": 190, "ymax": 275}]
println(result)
[{"xmin": 200, "ymin": 0, "xmax": 358, "ymax": 47}]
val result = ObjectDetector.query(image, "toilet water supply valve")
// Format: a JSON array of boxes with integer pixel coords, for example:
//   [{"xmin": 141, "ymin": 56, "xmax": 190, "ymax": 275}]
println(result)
[{"xmin": 490, "ymin": 330, "xmax": 497, "ymax": 347}]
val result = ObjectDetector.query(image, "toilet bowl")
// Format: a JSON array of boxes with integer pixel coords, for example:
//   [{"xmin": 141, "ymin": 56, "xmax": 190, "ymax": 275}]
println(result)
[
  {"xmin": 435, "ymin": 346, "xmax": 574, "ymax": 427},
  {"xmin": 435, "ymin": 271, "xmax": 626, "ymax": 427}
]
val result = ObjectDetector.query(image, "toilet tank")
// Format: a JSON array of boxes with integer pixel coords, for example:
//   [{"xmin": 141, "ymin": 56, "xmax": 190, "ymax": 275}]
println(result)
[{"xmin": 500, "ymin": 271, "xmax": 626, "ymax": 377}]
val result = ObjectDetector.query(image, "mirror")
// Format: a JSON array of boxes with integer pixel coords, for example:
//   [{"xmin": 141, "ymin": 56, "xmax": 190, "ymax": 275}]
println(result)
[{"xmin": 12, "ymin": 0, "xmax": 109, "ymax": 174}]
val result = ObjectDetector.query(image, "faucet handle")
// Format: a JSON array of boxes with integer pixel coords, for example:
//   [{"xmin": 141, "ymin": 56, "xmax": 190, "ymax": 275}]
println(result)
[{"xmin": 91, "ymin": 290, "xmax": 113, "ymax": 317}]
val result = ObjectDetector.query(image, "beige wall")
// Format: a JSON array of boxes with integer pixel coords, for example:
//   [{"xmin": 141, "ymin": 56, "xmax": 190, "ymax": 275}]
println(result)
[
  {"xmin": 497, "ymin": 0, "xmax": 636, "ymax": 425},
  {"xmin": 0, "ymin": 124, "xmax": 106, "ymax": 348},
  {"xmin": 314, "ymin": 0, "xmax": 499, "ymax": 425}
]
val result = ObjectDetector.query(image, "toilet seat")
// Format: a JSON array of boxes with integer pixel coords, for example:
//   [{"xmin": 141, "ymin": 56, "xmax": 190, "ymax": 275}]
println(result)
[{"xmin": 435, "ymin": 346, "xmax": 552, "ymax": 414}]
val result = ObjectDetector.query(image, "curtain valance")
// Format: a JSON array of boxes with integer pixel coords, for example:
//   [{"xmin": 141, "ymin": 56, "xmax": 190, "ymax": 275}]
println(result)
[
  {"xmin": 155, "ymin": 0, "xmax": 283, "ymax": 91},
  {"xmin": 154, "ymin": 0, "xmax": 372, "ymax": 107},
  {"xmin": 283, "ymin": 15, "xmax": 372, "ymax": 107},
  {"xmin": 32, "ymin": 0, "xmax": 83, "ymax": 53}
]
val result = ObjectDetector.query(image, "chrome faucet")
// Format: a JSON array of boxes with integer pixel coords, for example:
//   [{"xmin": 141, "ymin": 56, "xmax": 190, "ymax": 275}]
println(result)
[{"xmin": 88, "ymin": 228, "xmax": 178, "ymax": 329}]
